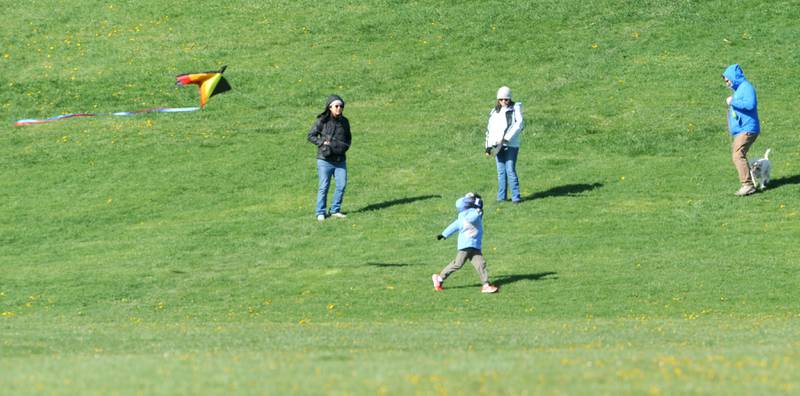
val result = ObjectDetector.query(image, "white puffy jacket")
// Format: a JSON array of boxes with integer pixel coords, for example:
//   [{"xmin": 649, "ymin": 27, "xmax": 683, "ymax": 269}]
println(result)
[{"xmin": 485, "ymin": 102, "xmax": 524, "ymax": 149}]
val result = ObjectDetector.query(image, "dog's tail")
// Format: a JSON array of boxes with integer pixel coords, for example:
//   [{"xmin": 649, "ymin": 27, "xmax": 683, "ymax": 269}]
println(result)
[{"xmin": 764, "ymin": 148, "xmax": 771, "ymax": 159}]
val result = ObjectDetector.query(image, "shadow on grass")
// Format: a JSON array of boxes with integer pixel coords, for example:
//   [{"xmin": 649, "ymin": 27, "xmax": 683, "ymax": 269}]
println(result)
[
  {"xmin": 448, "ymin": 272, "xmax": 558, "ymax": 289},
  {"xmin": 366, "ymin": 262, "xmax": 417, "ymax": 268},
  {"xmin": 767, "ymin": 174, "xmax": 800, "ymax": 189},
  {"xmin": 493, "ymin": 271, "xmax": 558, "ymax": 286},
  {"xmin": 522, "ymin": 183, "xmax": 602, "ymax": 202},
  {"xmin": 352, "ymin": 194, "xmax": 441, "ymax": 213}
]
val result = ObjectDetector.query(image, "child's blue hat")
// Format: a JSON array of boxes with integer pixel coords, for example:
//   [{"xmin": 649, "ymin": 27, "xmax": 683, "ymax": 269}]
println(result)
[{"xmin": 456, "ymin": 192, "xmax": 483, "ymax": 212}]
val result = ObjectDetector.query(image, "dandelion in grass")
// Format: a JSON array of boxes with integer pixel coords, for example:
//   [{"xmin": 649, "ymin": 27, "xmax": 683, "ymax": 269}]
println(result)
[{"xmin": 406, "ymin": 374, "xmax": 420, "ymax": 385}]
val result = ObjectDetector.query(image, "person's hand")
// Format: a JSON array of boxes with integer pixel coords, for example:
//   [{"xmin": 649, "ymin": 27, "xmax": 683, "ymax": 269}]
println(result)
[
  {"xmin": 726, "ymin": 96, "xmax": 732, "ymax": 105},
  {"xmin": 436, "ymin": 234, "xmax": 445, "ymax": 240}
]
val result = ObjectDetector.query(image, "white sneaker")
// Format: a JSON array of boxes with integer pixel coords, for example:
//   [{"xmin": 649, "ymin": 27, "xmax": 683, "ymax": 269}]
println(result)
[
  {"xmin": 432, "ymin": 274, "xmax": 443, "ymax": 291},
  {"xmin": 734, "ymin": 185, "xmax": 756, "ymax": 196},
  {"xmin": 331, "ymin": 212, "xmax": 347, "ymax": 219},
  {"xmin": 317, "ymin": 214, "xmax": 325, "ymax": 222},
  {"xmin": 481, "ymin": 284, "xmax": 498, "ymax": 293}
]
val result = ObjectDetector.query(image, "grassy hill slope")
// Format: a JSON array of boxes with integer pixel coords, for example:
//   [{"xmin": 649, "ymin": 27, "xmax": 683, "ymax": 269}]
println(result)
[{"xmin": 2, "ymin": 1, "xmax": 799, "ymax": 394}]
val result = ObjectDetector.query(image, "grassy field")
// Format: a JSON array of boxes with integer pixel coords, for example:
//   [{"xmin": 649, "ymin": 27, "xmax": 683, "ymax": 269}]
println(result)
[{"xmin": 2, "ymin": 1, "xmax": 799, "ymax": 394}]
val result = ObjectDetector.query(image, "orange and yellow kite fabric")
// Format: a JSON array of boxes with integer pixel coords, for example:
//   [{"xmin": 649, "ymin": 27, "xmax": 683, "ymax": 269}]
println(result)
[{"xmin": 175, "ymin": 65, "xmax": 231, "ymax": 109}]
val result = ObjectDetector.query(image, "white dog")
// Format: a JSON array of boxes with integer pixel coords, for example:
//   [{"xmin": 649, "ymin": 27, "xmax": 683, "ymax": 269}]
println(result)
[{"xmin": 749, "ymin": 148, "xmax": 772, "ymax": 190}]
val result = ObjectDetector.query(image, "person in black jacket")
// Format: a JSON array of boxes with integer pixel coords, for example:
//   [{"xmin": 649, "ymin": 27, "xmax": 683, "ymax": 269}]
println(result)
[{"xmin": 307, "ymin": 95, "xmax": 352, "ymax": 221}]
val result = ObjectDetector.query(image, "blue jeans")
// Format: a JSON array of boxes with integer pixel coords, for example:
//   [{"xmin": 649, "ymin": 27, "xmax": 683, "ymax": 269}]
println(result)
[
  {"xmin": 316, "ymin": 159, "xmax": 347, "ymax": 215},
  {"xmin": 495, "ymin": 147, "xmax": 520, "ymax": 202}
]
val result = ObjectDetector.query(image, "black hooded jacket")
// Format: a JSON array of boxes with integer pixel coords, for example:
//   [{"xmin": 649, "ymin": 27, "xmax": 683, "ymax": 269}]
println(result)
[{"xmin": 307, "ymin": 95, "xmax": 352, "ymax": 162}]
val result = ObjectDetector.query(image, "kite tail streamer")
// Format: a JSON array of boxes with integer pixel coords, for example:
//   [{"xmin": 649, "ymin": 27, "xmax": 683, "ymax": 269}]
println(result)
[
  {"xmin": 15, "ymin": 107, "xmax": 201, "ymax": 126},
  {"xmin": 15, "ymin": 113, "xmax": 97, "ymax": 126}
]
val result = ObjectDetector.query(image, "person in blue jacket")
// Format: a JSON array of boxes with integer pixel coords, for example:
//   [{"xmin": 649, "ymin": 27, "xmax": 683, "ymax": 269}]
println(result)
[
  {"xmin": 431, "ymin": 193, "xmax": 498, "ymax": 293},
  {"xmin": 722, "ymin": 64, "xmax": 761, "ymax": 196}
]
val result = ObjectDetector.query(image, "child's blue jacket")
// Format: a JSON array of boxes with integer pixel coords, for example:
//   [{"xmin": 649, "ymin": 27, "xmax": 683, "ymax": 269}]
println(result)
[{"xmin": 441, "ymin": 197, "xmax": 483, "ymax": 250}]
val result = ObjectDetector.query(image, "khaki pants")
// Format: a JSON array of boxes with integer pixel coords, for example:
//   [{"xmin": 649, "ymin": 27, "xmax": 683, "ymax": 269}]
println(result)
[
  {"xmin": 732, "ymin": 132, "xmax": 757, "ymax": 186},
  {"xmin": 440, "ymin": 248, "xmax": 489, "ymax": 285}
]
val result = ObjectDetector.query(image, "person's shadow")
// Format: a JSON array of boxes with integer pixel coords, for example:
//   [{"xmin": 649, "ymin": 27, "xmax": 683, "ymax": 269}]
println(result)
[
  {"xmin": 522, "ymin": 183, "xmax": 602, "ymax": 202},
  {"xmin": 352, "ymin": 194, "xmax": 441, "ymax": 213},
  {"xmin": 366, "ymin": 262, "xmax": 415, "ymax": 267},
  {"xmin": 450, "ymin": 271, "xmax": 558, "ymax": 288},
  {"xmin": 766, "ymin": 174, "xmax": 800, "ymax": 190},
  {"xmin": 493, "ymin": 271, "xmax": 558, "ymax": 286}
]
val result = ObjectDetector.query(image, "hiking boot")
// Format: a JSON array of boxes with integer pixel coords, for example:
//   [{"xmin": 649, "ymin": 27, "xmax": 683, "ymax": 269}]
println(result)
[
  {"xmin": 317, "ymin": 214, "xmax": 326, "ymax": 222},
  {"xmin": 481, "ymin": 284, "xmax": 498, "ymax": 293},
  {"xmin": 331, "ymin": 212, "xmax": 347, "ymax": 219},
  {"xmin": 735, "ymin": 185, "xmax": 756, "ymax": 196},
  {"xmin": 432, "ymin": 274, "xmax": 443, "ymax": 291}
]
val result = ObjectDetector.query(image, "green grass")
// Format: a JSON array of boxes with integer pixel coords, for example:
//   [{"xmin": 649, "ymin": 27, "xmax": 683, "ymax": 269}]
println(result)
[{"xmin": 2, "ymin": 1, "xmax": 800, "ymax": 394}]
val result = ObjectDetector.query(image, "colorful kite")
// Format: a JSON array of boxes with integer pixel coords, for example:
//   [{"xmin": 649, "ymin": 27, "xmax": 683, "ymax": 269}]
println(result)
[
  {"xmin": 175, "ymin": 65, "xmax": 231, "ymax": 108},
  {"xmin": 15, "ymin": 66, "xmax": 231, "ymax": 126}
]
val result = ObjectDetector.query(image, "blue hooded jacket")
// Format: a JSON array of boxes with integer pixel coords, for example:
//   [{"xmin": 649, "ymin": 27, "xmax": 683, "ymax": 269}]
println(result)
[
  {"xmin": 441, "ymin": 196, "xmax": 483, "ymax": 250},
  {"xmin": 722, "ymin": 64, "xmax": 760, "ymax": 136}
]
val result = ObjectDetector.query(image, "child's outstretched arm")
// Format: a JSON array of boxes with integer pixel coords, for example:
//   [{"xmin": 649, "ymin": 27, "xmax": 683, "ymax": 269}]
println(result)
[{"xmin": 439, "ymin": 219, "xmax": 460, "ymax": 239}]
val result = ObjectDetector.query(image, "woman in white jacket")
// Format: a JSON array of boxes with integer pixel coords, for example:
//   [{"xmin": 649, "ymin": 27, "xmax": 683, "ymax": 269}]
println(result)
[{"xmin": 485, "ymin": 86, "xmax": 524, "ymax": 203}]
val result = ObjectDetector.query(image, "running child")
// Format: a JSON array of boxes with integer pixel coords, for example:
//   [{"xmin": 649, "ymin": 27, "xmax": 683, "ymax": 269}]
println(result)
[{"xmin": 432, "ymin": 193, "xmax": 498, "ymax": 293}]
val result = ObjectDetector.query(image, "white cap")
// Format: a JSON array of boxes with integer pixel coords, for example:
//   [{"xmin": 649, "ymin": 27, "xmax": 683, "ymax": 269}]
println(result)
[{"xmin": 496, "ymin": 86, "xmax": 512, "ymax": 100}]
